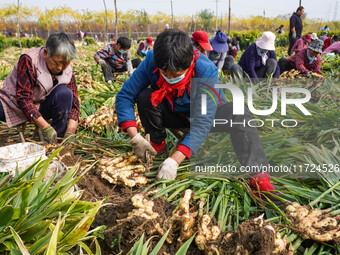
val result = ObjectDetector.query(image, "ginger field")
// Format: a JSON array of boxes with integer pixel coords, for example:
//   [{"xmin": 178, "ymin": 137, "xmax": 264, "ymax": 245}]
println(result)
[{"xmin": 0, "ymin": 42, "xmax": 339, "ymax": 255}]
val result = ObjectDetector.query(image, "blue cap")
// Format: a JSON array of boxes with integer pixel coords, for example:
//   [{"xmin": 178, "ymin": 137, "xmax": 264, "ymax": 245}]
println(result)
[{"xmin": 211, "ymin": 32, "xmax": 228, "ymax": 53}]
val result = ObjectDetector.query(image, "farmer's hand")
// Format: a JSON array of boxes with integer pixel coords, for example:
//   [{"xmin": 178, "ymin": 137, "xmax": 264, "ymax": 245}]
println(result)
[
  {"xmin": 292, "ymin": 33, "xmax": 296, "ymax": 39},
  {"xmin": 99, "ymin": 59, "xmax": 107, "ymax": 68},
  {"xmin": 128, "ymin": 70, "xmax": 134, "ymax": 76},
  {"xmin": 156, "ymin": 158, "xmax": 178, "ymax": 180},
  {"xmin": 42, "ymin": 125, "xmax": 57, "ymax": 144},
  {"xmin": 129, "ymin": 133, "xmax": 157, "ymax": 162}
]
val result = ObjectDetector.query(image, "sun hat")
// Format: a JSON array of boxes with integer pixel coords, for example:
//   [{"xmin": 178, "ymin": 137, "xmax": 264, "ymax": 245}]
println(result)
[
  {"xmin": 211, "ymin": 31, "xmax": 228, "ymax": 53},
  {"xmin": 310, "ymin": 33, "xmax": 318, "ymax": 40},
  {"xmin": 308, "ymin": 39, "xmax": 324, "ymax": 53},
  {"xmin": 255, "ymin": 31, "xmax": 276, "ymax": 51},
  {"xmin": 146, "ymin": 37, "xmax": 153, "ymax": 46},
  {"xmin": 302, "ymin": 34, "xmax": 312, "ymax": 43},
  {"xmin": 192, "ymin": 31, "xmax": 213, "ymax": 51}
]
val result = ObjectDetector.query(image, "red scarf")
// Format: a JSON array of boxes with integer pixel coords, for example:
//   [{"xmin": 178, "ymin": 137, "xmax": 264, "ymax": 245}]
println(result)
[{"xmin": 151, "ymin": 49, "xmax": 201, "ymax": 107}]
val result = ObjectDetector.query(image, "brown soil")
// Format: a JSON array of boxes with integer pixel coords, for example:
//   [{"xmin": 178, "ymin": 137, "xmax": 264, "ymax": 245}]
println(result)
[
  {"xmin": 77, "ymin": 167, "xmax": 204, "ymax": 255},
  {"xmin": 0, "ymin": 134, "xmax": 7, "ymax": 147},
  {"xmin": 0, "ymin": 124, "xmax": 18, "ymax": 147},
  {"xmin": 45, "ymin": 144, "xmax": 79, "ymax": 167},
  {"xmin": 218, "ymin": 217, "xmax": 289, "ymax": 255}
]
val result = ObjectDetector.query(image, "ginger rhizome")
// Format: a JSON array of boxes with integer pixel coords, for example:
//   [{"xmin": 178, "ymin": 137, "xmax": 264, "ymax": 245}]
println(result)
[
  {"xmin": 99, "ymin": 153, "xmax": 148, "ymax": 187},
  {"xmin": 285, "ymin": 202, "xmax": 340, "ymax": 242}
]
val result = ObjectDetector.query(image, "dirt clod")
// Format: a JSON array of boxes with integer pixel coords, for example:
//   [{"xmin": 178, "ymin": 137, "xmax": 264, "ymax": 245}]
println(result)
[{"xmin": 219, "ymin": 215, "xmax": 289, "ymax": 255}]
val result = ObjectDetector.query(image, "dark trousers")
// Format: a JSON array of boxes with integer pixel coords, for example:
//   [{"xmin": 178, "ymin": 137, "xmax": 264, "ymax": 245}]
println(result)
[
  {"xmin": 40, "ymin": 85, "xmax": 73, "ymax": 137},
  {"xmin": 136, "ymin": 88, "xmax": 269, "ymax": 168},
  {"xmin": 0, "ymin": 101, "xmax": 5, "ymax": 122},
  {"xmin": 137, "ymin": 88, "xmax": 190, "ymax": 144},
  {"xmin": 0, "ymin": 85, "xmax": 73, "ymax": 137},
  {"xmin": 230, "ymin": 58, "xmax": 277, "ymax": 80},
  {"xmin": 288, "ymin": 34, "xmax": 301, "ymax": 56},
  {"xmin": 278, "ymin": 58, "xmax": 294, "ymax": 74},
  {"xmin": 211, "ymin": 102, "xmax": 269, "ymax": 168},
  {"xmin": 102, "ymin": 58, "xmax": 142, "ymax": 82},
  {"xmin": 222, "ymin": 55, "xmax": 235, "ymax": 73}
]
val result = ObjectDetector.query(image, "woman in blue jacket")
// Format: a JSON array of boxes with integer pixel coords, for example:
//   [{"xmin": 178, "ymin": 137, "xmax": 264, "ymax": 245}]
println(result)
[{"xmin": 115, "ymin": 29, "xmax": 276, "ymax": 193}]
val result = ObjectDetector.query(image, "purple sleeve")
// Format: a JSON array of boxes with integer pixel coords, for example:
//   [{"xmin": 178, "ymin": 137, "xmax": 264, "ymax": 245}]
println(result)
[
  {"xmin": 138, "ymin": 42, "xmax": 145, "ymax": 51},
  {"xmin": 246, "ymin": 48, "xmax": 258, "ymax": 82},
  {"xmin": 270, "ymin": 51, "xmax": 280, "ymax": 78}
]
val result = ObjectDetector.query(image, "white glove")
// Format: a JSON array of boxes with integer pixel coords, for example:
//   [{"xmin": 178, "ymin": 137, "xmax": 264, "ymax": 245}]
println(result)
[
  {"xmin": 156, "ymin": 158, "xmax": 178, "ymax": 180},
  {"xmin": 126, "ymin": 60, "xmax": 133, "ymax": 76},
  {"xmin": 292, "ymin": 33, "xmax": 296, "ymax": 39},
  {"xmin": 129, "ymin": 133, "xmax": 157, "ymax": 162},
  {"xmin": 99, "ymin": 59, "xmax": 107, "ymax": 68}
]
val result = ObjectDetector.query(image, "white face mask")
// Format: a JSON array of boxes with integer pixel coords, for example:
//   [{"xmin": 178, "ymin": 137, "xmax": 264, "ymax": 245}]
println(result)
[
  {"xmin": 256, "ymin": 47, "xmax": 269, "ymax": 65},
  {"xmin": 307, "ymin": 49, "xmax": 317, "ymax": 64},
  {"xmin": 161, "ymin": 72, "xmax": 186, "ymax": 85}
]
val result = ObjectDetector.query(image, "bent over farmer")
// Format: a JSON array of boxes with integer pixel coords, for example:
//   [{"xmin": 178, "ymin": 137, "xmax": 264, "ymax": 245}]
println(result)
[
  {"xmin": 136, "ymin": 38, "xmax": 153, "ymax": 57},
  {"xmin": 230, "ymin": 32, "xmax": 280, "ymax": 84},
  {"xmin": 0, "ymin": 32, "xmax": 79, "ymax": 143},
  {"xmin": 115, "ymin": 29, "xmax": 277, "ymax": 193},
  {"xmin": 94, "ymin": 37, "xmax": 142, "ymax": 85},
  {"xmin": 278, "ymin": 39, "xmax": 324, "ymax": 76}
]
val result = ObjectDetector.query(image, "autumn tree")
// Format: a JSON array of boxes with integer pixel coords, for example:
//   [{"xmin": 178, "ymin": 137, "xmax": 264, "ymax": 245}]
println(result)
[
  {"xmin": 136, "ymin": 9, "xmax": 150, "ymax": 31},
  {"xmin": 198, "ymin": 9, "xmax": 214, "ymax": 32}
]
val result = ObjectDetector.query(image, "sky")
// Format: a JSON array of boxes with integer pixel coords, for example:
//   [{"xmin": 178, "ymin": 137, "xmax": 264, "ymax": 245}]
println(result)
[{"xmin": 3, "ymin": 0, "xmax": 340, "ymax": 20}]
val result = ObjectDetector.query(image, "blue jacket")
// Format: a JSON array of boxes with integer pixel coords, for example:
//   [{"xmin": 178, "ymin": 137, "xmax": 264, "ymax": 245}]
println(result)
[
  {"xmin": 238, "ymin": 43, "xmax": 280, "ymax": 83},
  {"xmin": 116, "ymin": 50, "xmax": 226, "ymax": 154}
]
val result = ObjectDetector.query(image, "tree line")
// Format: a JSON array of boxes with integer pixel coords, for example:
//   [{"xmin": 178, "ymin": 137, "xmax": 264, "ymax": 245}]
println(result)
[{"xmin": 0, "ymin": 4, "xmax": 339, "ymax": 39}]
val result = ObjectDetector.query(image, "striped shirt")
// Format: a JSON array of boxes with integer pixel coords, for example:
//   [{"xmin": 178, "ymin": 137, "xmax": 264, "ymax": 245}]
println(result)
[{"xmin": 94, "ymin": 43, "xmax": 131, "ymax": 70}]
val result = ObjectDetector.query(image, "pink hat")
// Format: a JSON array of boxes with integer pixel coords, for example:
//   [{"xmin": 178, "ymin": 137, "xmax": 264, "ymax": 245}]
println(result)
[
  {"xmin": 255, "ymin": 31, "xmax": 276, "ymax": 51},
  {"xmin": 192, "ymin": 31, "xmax": 213, "ymax": 51},
  {"xmin": 302, "ymin": 34, "xmax": 312, "ymax": 43}
]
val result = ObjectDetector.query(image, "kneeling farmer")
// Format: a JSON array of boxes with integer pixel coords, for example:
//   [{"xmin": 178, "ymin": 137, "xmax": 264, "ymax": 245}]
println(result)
[
  {"xmin": 116, "ymin": 30, "xmax": 276, "ymax": 193},
  {"xmin": 278, "ymin": 39, "xmax": 324, "ymax": 77},
  {"xmin": 230, "ymin": 32, "xmax": 280, "ymax": 83},
  {"xmin": 0, "ymin": 32, "xmax": 79, "ymax": 143}
]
